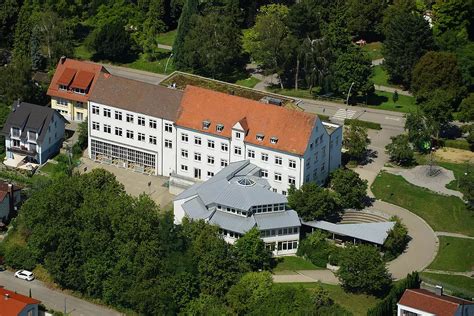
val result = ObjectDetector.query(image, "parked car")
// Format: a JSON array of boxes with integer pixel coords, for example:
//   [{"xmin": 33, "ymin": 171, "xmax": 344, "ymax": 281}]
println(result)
[{"xmin": 14, "ymin": 270, "xmax": 34, "ymax": 281}]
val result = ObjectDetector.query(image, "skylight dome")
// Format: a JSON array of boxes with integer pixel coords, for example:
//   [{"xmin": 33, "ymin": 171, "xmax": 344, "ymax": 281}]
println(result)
[{"xmin": 237, "ymin": 177, "xmax": 256, "ymax": 187}]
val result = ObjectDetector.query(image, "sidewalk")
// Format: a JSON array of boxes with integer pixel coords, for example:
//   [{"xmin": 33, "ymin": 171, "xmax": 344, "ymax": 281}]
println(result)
[{"xmin": 273, "ymin": 270, "xmax": 339, "ymax": 284}]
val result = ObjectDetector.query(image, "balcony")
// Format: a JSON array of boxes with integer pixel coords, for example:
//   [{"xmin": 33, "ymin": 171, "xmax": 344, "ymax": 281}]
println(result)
[{"xmin": 9, "ymin": 145, "xmax": 37, "ymax": 157}]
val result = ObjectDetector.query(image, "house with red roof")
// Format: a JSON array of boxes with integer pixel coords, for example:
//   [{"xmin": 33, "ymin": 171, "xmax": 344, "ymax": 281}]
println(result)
[
  {"xmin": 47, "ymin": 57, "xmax": 107, "ymax": 122},
  {"xmin": 397, "ymin": 288, "xmax": 474, "ymax": 316},
  {"xmin": 0, "ymin": 181, "xmax": 21, "ymax": 224},
  {"xmin": 0, "ymin": 287, "xmax": 41, "ymax": 316}
]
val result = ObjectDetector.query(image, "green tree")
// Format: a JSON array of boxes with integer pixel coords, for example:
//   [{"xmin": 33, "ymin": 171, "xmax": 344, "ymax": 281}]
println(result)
[
  {"xmin": 458, "ymin": 93, "xmax": 474, "ymax": 123},
  {"xmin": 234, "ymin": 228, "xmax": 271, "ymax": 271},
  {"xmin": 345, "ymin": 0, "xmax": 388, "ymax": 39},
  {"xmin": 458, "ymin": 170, "xmax": 473, "ymax": 206},
  {"xmin": 90, "ymin": 21, "xmax": 134, "ymax": 62},
  {"xmin": 0, "ymin": 0, "xmax": 21, "ymax": 48},
  {"xmin": 455, "ymin": 43, "xmax": 474, "ymax": 91},
  {"xmin": 12, "ymin": 2, "xmax": 34, "ymax": 60},
  {"xmin": 383, "ymin": 7, "xmax": 435, "ymax": 87},
  {"xmin": 330, "ymin": 168, "xmax": 368, "ymax": 209},
  {"xmin": 337, "ymin": 244, "xmax": 392, "ymax": 295},
  {"xmin": 432, "ymin": 0, "xmax": 474, "ymax": 44},
  {"xmin": 173, "ymin": 0, "xmax": 198, "ymax": 69},
  {"xmin": 405, "ymin": 111, "xmax": 432, "ymax": 151},
  {"xmin": 140, "ymin": 0, "xmax": 166, "ymax": 61},
  {"xmin": 226, "ymin": 272, "xmax": 273, "ymax": 315},
  {"xmin": 385, "ymin": 134, "xmax": 415, "ymax": 166},
  {"xmin": 181, "ymin": 294, "xmax": 230, "ymax": 315},
  {"xmin": 421, "ymin": 89, "xmax": 454, "ymax": 136},
  {"xmin": 296, "ymin": 230, "xmax": 333, "ymax": 267},
  {"xmin": 393, "ymin": 91, "xmax": 399, "ymax": 103},
  {"xmin": 343, "ymin": 123, "xmax": 371, "ymax": 161},
  {"xmin": 412, "ymin": 51, "xmax": 465, "ymax": 104},
  {"xmin": 287, "ymin": 183, "xmax": 342, "ymax": 221},
  {"xmin": 383, "ymin": 216, "xmax": 409, "ymax": 260},
  {"xmin": 0, "ymin": 56, "xmax": 35, "ymax": 104},
  {"xmin": 181, "ymin": 12, "xmax": 244, "ymax": 80}
]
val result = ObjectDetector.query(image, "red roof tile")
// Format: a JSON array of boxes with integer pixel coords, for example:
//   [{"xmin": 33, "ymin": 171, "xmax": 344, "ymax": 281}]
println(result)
[
  {"xmin": 47, "ymin": 58, "xmax": 106, "ymax": 103},
  {"xmin": 0, "ymin": 181, "xmax": 20, "ymax": 202},
  {"xmin": 399, "ymin": 289, "xmax": 473, "ymax": 316},
  {"xmin": 176, "ymin": 85, "xmax": 318, "ymax": 156},
  {"xmin": 57, "ymin": 68, "xmax": 76, "ymax": 86},
  {"xmin": 0, "ymin": 287, "xmax": 40, "ymax": 316}
]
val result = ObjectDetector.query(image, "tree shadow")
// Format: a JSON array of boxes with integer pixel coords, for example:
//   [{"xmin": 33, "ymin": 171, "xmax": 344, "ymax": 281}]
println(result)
[
  {"xmin": 359, "ymin": 148, "xmax": 378, "ymax": 166},
  {"xmin": 365, "ymin": 93, "xmax": 389, "ymax": 106}
]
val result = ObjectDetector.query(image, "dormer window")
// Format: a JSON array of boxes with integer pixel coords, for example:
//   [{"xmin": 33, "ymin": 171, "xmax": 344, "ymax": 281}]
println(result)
[
  {"xmin": 59, "ymin": 84, "xmax": 67, "ymax": 91},
  {"xmin": 216, "ymin": 124, "xmax": 224, "ymax": 132},
  {"xmin": 270, "ymin": 136, "xmax": 278, "ymax": 144},
  {"xmin": 72, "ymin": 87, "xmax": 86, "ymax": 95},
  {"xmin": 256, "ymin": 133, "xmax": 264, "ymax": 141},
  {"xmin": 202, "ymin": 120, "xmax": 211, "ymax": 130}
]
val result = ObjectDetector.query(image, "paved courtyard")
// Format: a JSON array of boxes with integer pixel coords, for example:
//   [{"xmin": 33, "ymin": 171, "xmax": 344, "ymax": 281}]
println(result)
[{"xmin": 78, "ymin": 157, "xmax": 175, "ymax": 210}]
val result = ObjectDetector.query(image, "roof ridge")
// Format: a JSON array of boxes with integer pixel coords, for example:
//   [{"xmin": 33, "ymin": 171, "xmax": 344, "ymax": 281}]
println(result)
[{"xmin": 407, "ymin": 289, "xmax": 466, "ymax": 305}]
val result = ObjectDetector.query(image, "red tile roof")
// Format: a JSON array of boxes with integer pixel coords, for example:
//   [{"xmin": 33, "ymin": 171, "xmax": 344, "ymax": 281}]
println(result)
[
  {"xmin": 0, "ymin": 287, "xmax": 40, "ymax": 316},
  {"xmin": 399, "ymin": 289, "xmax": 473, "ymax": 316},
  {"xmin": 176, "ymin": 85, "xmax": 318, "ymax": 156},
  {"xmin": 0, "ymin": 181, "xmax": 20, "ymax": 202},
  {"xmin": 47, "ymin": 58, "xmax": 106, "ymax": 103}
]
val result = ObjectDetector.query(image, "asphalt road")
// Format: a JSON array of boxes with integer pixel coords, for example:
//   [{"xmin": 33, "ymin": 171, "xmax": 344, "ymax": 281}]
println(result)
[
  {"xmin": 0, "ymin": 271, "xmax": 121, "ymax": 316},
  {"xmin": 101, "ymin": 63, "xmax": 168, "ymax": 86}
]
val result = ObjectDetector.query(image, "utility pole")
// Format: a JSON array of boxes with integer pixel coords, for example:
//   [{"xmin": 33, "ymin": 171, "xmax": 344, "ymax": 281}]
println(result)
[
  {"xmin": 346, "ymin": 82, "xmax": 355, "ymax": 105},
  {"xmin": 165, "ymin": 53, "xmax": 174, "ymax": 74}
]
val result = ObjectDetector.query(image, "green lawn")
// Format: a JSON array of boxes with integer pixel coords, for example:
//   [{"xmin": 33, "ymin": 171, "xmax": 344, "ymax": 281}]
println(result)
[
  {"xmin": 276, "ymin": 283, "xmax": 380, "ymax": 316},
  {"xmin": 267, "ymin": 87, "xmax": 318, "ymax": 99},
  {"xmin": 428, "ymin": 236, "xmax": 474, "ymax": 272},
  {"xmin": 121, "ymin": 50, "xmax": 175, "ymax": 75},
  {"xmin": 235, "ymin": 76, "xmax": 261, "ymax": 88},
  {"xmin": 366, "ymin": 91, "xmax": 417, "ymax": 113},
  {"xmin": 39, "ymin": 162, "xmax": 57, "ymax": 176},
  {"xmin": 73, "ymin": 43, "xmax": 94, "ymax": 60},
  {"xmin": 371, "ymin": 172, "xmax": 474, "ymax": 236},
  {"xmin": 158, "ymin": 29, "xmax": 177, "ymax": 47},
  {"xmin": 438, "ymin": 161, "xmax": 471, "ymax": 191},
  {"xmin": 362, "ymin": 42, "xmax": 383, "ymax": 60},
  {"xmin": 273, "ymin": 256, "xmax": 321, "ymax": 272},
  {"xmin": 421, "ymin": 273, "xmax": 474, "ymax": 298},
  {"xmin": 371, "ymin": 65, "xmax": 393, "ymax": 87}
]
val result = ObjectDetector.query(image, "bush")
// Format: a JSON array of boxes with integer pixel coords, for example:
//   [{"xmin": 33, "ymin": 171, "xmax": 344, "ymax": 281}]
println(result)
[
  {"xmin": 5, "ymin": 245, "xmax": 36, "ymax": 270},
  {"xmin": 442, "ymin": 139, "xmax": 471, "ymax": 151},
  {"xmin": 345, "ymin": 119, "xmax": 382, "ymax": 130},
  {"xmin": 296, "ymin": 230, "xmax": 332, "ymax": 267},
  {"xmin": 383, "ymin": 216, "xmax": 409, "ymax": 261}
]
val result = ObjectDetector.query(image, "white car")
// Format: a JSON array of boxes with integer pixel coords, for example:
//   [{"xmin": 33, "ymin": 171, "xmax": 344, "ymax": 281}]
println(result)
[{"xmin": 14, "ymin": 270, "xmax": 34, "ymax": 281}]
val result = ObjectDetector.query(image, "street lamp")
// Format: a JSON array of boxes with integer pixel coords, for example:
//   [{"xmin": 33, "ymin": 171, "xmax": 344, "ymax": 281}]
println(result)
[
  {"xmin": 165, "ymin": 53, "xmax": 173, "ymax": 74},
  {"xmin": 346, "ymin": 82, "xmax": 355, "ymax": 105}
]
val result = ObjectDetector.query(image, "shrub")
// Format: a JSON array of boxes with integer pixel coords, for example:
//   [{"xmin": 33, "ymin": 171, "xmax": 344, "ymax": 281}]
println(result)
[
  {"xmin": 383, "ymin": 216, "xmax": 410, "ymax": 261},
  {"xmin": 297, "ymin": 230, "xmax": 332, "ymax": 267},
  {"xmin": 345, "ymin": 119, "xmax": 382, "ymax": 130},
  {"xmin": 5, "ymin": 245, "xmax": 36, "ymax": 270},
  {"xmin": 442, "ymin": 139, "xmax": 471, "ymax": 151}
]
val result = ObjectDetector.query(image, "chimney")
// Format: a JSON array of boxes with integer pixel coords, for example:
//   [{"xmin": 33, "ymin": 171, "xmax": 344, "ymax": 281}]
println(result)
[
  {"xmin": 435, "ymin": 285, "xmax": 443, "ymax": 296},
  {"xmin": 60, "ymin": 56, "xmax": 66, "ymax": 64},
  {"xmin": 4, "ymin": 293, "xmax": 9, "ymax": 299}
]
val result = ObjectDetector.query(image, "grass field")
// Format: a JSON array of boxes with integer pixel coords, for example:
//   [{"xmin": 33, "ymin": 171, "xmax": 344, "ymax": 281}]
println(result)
[
  {"xmin": 428, "ymin": 236, "xmax": 474, "ymax": 272},
  {"xmin": 437, "ymin": 161, "xmax": 471, "ymax": 191},
  {"xmin": 371, "ymin": 65, "xmax": 393, "ymax": 87},
  {"xmin": 362, "ymin": 42, "xmax": 383, "ymax": 60},
  {"xmin": 235, "ymin": 76, "xmax": 261, "ymax": 88},
  {"xmin": 158, "ymin": 29, "xmax": 177, "ymax": 47},
  {"xmin": 74, "ymin": 43, "xmax": 94, "ymax": 60},
  {"xmin": 121, "ymin": 50, "xmax": 175, "ymax": 75},
  {"xmin": 366, "ymin": 91, "xmax": 417, "ymax": 113},
  {"xmin": 276, "ymin": 283, "xmax": 380, "ymax": 316},
  {"xmin": 39, "ymin": 162, "xmax": 57, "ymax": 176},
  {"xmin": 421, "ymin": 273, "xmax": 474, "ymax": 298},
  {"xmin": 273, "ymin": 256, "xmax": 321, "ymax": 272},
  {"xmin": 371, "ymin": 172, "xmax": 474, "ymax": 236},
  {"xmin": 267, "ymin": 87, "xmax": 318, "ymax": 99}
]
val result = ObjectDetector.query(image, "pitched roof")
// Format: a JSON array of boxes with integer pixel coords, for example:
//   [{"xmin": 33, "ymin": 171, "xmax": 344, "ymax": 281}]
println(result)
[
  {"xmin": 0, "ymin": 181, "xmax": 21, "ymax": 202},
  {"xmin": 0, "ymin": 287, "xmax": 41, "ymax": 316},
  {"xmin": 89, "ymin": 74, "xmax": 184, "ymax": 121},
  {"xmin": 398, "ymin": 289, "xmax": 474, "ymax": 316},
  {"xmin": 47, "ymin": 58, "xmax": 106, "ymax": 103},
  {"xmin": 0, "ymin": 101, "xmax": 67, "ymax": 143},
  {"xmin": 176, "ymin": 85, "xmax": 318, "ymax": 155}
]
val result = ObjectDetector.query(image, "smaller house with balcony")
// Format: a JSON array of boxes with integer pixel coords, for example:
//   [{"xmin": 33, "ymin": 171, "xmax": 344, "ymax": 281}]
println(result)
[
  {"xmin": 47, "ymin": 57, "xmax": 107, "ymax": 122},
  {"xmin": 1, "ymin": 101, "xmax": 67, "ymax": 169},
  {"xmin": 174, "ymin": 160, "xmax": 301, "ymax": 255}
]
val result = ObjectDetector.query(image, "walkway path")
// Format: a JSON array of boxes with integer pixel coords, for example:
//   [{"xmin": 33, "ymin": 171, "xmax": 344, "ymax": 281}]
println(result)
[
  {"xmin": 372, "ymin": 58, "xmax": 384, "ymax": 66},
  {"xmin": 273, "ymin": 270, "xmax": 338, "ymax": 284},
  {"xmin": 423, "ymin": 269, "xmax": 474, "ymax": 278},
  {"xmin": 157, "ymin": 44, "xmax": 172, "ymax": 51},
  {"xmin": 374, "ymin": 84, "xmax": 413, "ymax": 96},
  {"xmin": 435, "ymin": 232, "xmax": 474, "ymax": 240},
  {"xmin": 384, "ymin": 165, "xmax": 463, "ymax": 198}
]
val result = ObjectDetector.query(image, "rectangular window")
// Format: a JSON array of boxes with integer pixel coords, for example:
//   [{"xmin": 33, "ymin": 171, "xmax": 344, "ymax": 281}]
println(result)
[
  {"xmin": 103, "ymin": 108, "xmax": 111, "ymax": 118},
  {"xmin": 261, "ymin": 153, "xmax": 268, "ymax": 162},
  {"xmin": 288, "ymin": 176, "xmax": 296, "ymax": 186},
  {"xmin": 103, "ymin": 124, "xmax": 111, "ymax": 133},
  {"xmin": 289, "ymin": 159, "xmax": 296, "ymax": 169},
  {"xmin": 207, "ymin": 156, "xmax": 214, "ymax": 165},
  {"xmin": 282, "ymin": 190, "xmax": 287, "ymax": 196},
  {"xmin": 181, "ymin": 133, "xmax": 189, "ymax": 142},
  {"xmin": 234, "ymin": 146, "xmax": 242, "ymax": 155},
  {"xmin": 274, "ymin": 173, "xmax": 282, "ymax": 182},
  {"xmin": 138, "ymin": 132, "xmax": 145, "ymax": 142},
  {"xmin": 216, "ymin": 124, "xmax": 224, "ymax": 132},
  {"xmin": 149, "ymin": 119, "xmax": 157, "ymax": 129},
  {"xmin": 207, "ymin": 171, "xmax": 214, "ymax": 177},
  {"xmin": 194, "ymin": 136, "xmax": 202, "ymax": 145},
  {"xmin": 164, "ymin": 139, "xmax": 172, "ymax": 148},
  {"xmin": 115, "ymin": 111, "xmax": 122, "ymax": 120},
  {"xmin": 92, "ymin": 105, "xmax": 99, "ymax": 114},
  {"xmin": 208, "ymin": 140, "xmax": 215, "ymax": 148},
  {"xmin": 181, "ymin": 149, "xmax": 188, "ymax": 158},
  {"xmin": 92, "ymin": 122, "xmax": 100, "ymax": 130},
  {"xmin": 126, "ymin": 114, "xmax": 134, "ymax": 123},
  {"xmin": 248, "ymin": 149, "xmax": 255, "ymax": 158},
  {"xmin": 164, "ymin": 122, "xmax": 173, "ymax": 132},
  {"xmin": 235, "ymin": 132, "xmax": 241, "ymax": 139},
  {"xmin": 275, "ymin": 156, "xmax": 282, "ymax": 165},
  {"xmin": 115, "ymin": 127, "xmax": 122, "ymax": 136},
  {"xmin": 59, "ymin": 84, "xmax": 67, "ymax": 91},
  {"xmin": 181, "ymin": 165, "xmax": 188, "ymax": 171},
  {"xmin": 221, "ymin": 143, "xmax": 228, "ymax": 152},
  {"xmin": 138, "ymin": 116, "xmax": 145, "ymax": 126},
  {"xmin": 261, "ymin": 170, "xmax": 268, "ymax": 178},
  {"xmin": 149, "ymin": 135, "xmax": 157, "ymax": 145},
  {"xmin": 57, "ymin": 98, "xmax": 68, "ymax": 106},
  {"xmin": 221, "ymin": 159, "xmax": 228, "ymax": 167},
  {"xmin": 126, "ymin": 130, "xmax": 134, "ymax": 139},
  {"xmin": 194, "ymin": 152, "xmax": 201, "ymax": 161}
]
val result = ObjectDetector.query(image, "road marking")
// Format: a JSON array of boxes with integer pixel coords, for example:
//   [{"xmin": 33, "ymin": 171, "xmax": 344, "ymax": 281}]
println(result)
[
  {"xmin": 332, "ymin": 109, "xmax": 357, "ymax": 120},
  {"xmin": 384, "ymin": 116, "xmax": 401, "ymax": 121}
]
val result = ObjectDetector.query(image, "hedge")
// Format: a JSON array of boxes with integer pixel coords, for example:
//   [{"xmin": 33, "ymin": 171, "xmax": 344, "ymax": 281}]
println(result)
[
  {"xmin": 344, "ymin": 119, "xmax": 382, "ymax": 130},
  {"xmin": 442, "ymin": 139, "xmax": 472, "ymax": 151}
]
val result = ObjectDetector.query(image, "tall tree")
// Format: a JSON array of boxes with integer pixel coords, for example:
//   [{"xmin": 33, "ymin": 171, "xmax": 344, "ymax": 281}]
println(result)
[
  {"xmin": 226, "ymin": 272, "xmax": 273, "ymax": 315},
  {"xmin": 12, "ymin": 2, "xmax": 34, "ymax": 60},
  {"xmin": 234, "ymin": 228, "xmax": 272, "ymax": 271},
  {"xmin": 432, "ymin": 0, "xmax": 474, "ymax": 44},
  {"xmin": 343, "ymin": 123, "xmax": 371, "ymax": 161},
  {"xmin": 330, "ymin": 168, "xmax": 368, "ymax": 209},
  {"xmin": 90, "ymin": 21, "xmax": 134, "ymax": 62},
  {"xmin": 420, "ymin": 89, "xmax": 454, "ymax": 136},
  {"xmin": 172, "ymin": 0, "xmax": 198, "ymax": 69},
  {"xmin": 385, "ymin": 134, "xmax": 415, "ymax": 166},
  {"xmin": 0, "ymin": 0, "xmax": 21, "ymax": 48},
  {"xmin": 140, "ymin": 0, "xmax": 166, "ymax": 61},
  {"xmin": 383, "ymin": 6, "xmax": 435, "ymax": 87},
  {"xmin": 405, "ymin": 111, "xmax": 432, "ymax": 151},
  {"xmin": 345, "ymin": 0, "xmax": 388, "ymax": 39}
]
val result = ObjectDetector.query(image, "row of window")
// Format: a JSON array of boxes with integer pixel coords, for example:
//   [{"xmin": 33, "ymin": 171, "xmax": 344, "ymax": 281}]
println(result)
[
  {"xmin": 265, "ymin": 240, "xmax": 299, "ymax": 251},
  {"xmin": 260, "ymin": 227, "xmax": 299, "ymax": 238},
  {"xmin": 250, "ymin": 203, "xmax": 287, "ymax": 213},
  {"xmin": 216, "ymin": 205, "xmax": 250, "ymax": 217},
  {"xmin": 91, "ymin": 106, "xmax": 173, "ymax": 132},
  {"xmin": 219, "ymin": 229, "xmax": 242, "ymax": 239}
]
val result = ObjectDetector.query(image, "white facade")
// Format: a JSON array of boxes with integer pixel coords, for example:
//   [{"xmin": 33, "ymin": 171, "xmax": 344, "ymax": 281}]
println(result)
[{"xmin": 397, "ymin": 304, "xmax": 434, "ymax": 316}]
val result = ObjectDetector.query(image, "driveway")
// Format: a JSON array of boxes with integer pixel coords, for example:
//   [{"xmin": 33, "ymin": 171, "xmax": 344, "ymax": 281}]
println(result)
[{"xmin": 0, "ymin": 271, "xmax": 120, "ymax": 315}]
